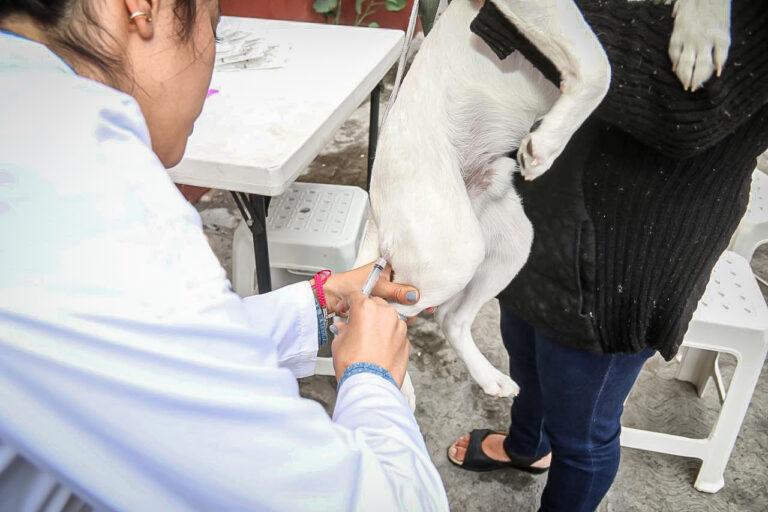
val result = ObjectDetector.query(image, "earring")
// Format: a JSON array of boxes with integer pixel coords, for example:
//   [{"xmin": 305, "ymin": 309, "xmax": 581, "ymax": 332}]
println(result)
[{"xmin": 129, "ymin": 11, "xmax": 152, "ymax": 23}]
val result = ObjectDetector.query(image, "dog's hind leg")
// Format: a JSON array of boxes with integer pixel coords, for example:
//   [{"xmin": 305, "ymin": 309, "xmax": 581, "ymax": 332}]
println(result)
[{"xmin": 437, "ymin": 158, "xmax": 533, "ymax": 397}]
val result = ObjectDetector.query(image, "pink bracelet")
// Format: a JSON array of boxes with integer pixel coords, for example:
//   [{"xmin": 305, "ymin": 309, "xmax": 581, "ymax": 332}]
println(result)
[{"xmin": 311, "ymin": 270, "xmax": 332, "ymax": 309}]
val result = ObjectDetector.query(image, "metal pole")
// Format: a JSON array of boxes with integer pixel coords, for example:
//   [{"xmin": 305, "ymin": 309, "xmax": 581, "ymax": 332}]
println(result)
[{"xmin": 249, "ymin": 193, "xmax": 272, "ymax": 294}]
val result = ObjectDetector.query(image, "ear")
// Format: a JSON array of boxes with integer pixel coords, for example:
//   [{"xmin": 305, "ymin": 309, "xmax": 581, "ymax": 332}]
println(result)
[{"xmin": 125, "ymin": 0, "xmax": 154, "ymax": 40}]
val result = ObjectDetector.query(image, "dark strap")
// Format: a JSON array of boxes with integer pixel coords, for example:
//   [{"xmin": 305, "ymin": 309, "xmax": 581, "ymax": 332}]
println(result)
[
  {"xmin": 470, "ymin": 2, "xmax": 560, "ymax": 85},
  {"xmin": 461, "ymin": 429, "xmax": 500, "ymax": 471},
  {"xmin": 461, "ymin": 429, "xmax": 540, "ymax": 471}
]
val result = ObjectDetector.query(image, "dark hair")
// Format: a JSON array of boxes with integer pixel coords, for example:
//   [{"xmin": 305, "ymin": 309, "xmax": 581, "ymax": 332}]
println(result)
[{"xmin": 0, "ymin": 0, "xmax": 199, "ymax": 86}]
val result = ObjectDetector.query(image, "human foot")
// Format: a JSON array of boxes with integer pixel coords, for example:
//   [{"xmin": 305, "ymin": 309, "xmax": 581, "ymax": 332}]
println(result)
[{"xmin": 448, "ymin": 430, "xmax": 551, "ymax": 471}]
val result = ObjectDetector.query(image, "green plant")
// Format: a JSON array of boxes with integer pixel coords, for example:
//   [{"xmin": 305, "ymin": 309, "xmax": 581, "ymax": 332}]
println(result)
[{"xmin": 312, "ymin": 0, "xmax": 408, "ymax": 27}]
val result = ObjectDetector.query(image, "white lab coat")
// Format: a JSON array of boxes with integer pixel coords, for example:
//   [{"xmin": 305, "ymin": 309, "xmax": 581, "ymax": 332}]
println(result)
[{"xmin": 0, "ymin": 32, "xmax": 448, "ymax": 512}]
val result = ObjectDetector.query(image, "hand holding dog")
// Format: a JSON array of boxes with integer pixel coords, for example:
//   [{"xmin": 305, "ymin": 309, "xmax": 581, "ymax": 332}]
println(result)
[{"xmin": 320, "ymin": 261, "xmax": 420, "ymax": 315}]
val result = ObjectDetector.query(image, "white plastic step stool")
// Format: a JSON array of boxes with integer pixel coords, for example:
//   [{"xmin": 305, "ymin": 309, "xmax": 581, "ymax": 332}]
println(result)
[
  {"xmin": 621, "ymin": 251, "xmax": 768, "ymax": 493},
  {"xmin": 232, "ymin": 182, "xmax": 369, "ymax": 295},
  {"xmin": 678, "ymin": 169, "xmax": 768, "ymax": 404},
  {"xmin": 757, "ymin": 150, "xmax": 767, "ymax": 174},
  {"xmin": 729, "ymin": 169, "xmax": 768, "ymax": 264}
]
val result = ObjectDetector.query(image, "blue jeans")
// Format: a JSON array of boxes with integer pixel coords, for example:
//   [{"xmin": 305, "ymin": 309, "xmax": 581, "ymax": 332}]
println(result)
[{"xmin": 500, "ymin": 308, "xmax": 654, "ymax": 512}]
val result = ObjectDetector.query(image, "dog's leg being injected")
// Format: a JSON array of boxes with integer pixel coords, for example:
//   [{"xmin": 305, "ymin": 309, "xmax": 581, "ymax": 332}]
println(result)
[{"xmin": 436, "ymin": 157, "xmax": 533, "ymax": 398}]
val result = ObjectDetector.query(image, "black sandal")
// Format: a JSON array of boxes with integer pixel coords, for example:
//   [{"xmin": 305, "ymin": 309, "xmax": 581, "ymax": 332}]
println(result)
[{"xmin": 447, "ymin": 429, "xmax": 549, "ymax": 474}]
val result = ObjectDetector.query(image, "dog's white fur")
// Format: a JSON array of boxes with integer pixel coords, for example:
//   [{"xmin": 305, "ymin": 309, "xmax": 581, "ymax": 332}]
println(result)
[{"xmin": 356, "ymin": 0, "xmax": 731, "ymax": 397}]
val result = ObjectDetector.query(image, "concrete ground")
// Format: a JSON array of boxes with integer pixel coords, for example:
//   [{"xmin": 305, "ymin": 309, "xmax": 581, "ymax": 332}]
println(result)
[{"xmin": 196, "ymin": 92, "xmax": 768, "ymax": 511}]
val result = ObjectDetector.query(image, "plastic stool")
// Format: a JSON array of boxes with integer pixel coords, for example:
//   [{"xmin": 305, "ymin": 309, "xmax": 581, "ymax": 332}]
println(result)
[
  {"xmin": 729, "ymin": 169, "xmax": 768, "ymax": 264},
  {"xmin": 232, "ymin": 182, "xmax": 369, "ymax": 295},
  {"xmin": 680, "ymin": 168, "xmax": 768, "ymax": 404},
  {"xmin": 621, "ymin": 252, "xmax": 768, "ymax": 493},
  {"xmin": 757, "ymin": 150, "xmax": 767, "ymax": 175},
  {"xmin": 677, "ymin": 168, "xmax": 768, "ymax": 427}
]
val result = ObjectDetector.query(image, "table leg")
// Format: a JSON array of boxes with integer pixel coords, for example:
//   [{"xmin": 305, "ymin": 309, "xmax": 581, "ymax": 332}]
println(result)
[
  {"xmin": 231, "ymin": 192, "xmax": 273, "ymax": 294},
  {"xmin": 367, "ymin": 82, "xmax": 381, "ymax": 190}
]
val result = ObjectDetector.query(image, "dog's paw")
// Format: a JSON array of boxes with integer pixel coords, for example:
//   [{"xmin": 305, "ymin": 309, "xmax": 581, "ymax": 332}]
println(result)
[
  {"xmin": 516, "ymin": 130, "xmax": 564, "ymax": 181},
  {"xmin": 475, "ymin": 367, "xmax": 520, "ymax": 398},
  {"xmin": 668, "ymin": 0, "xmax": 731, "ymax": 92}
]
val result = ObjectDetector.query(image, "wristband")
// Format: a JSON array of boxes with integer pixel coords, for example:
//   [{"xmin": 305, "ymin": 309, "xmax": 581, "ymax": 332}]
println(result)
[
  {"xmin": 337, "ymin": 362, "xmax": 398, "ymax": 390},
  {"xmin": 311, "ymin": 269, "xmax": 332, "ymax": 309}
]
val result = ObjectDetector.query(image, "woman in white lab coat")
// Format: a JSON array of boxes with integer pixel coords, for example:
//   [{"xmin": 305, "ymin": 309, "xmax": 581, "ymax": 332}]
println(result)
[{"xmin": 0, "ymin": 0, "xmax": 448, "ymax": 510}]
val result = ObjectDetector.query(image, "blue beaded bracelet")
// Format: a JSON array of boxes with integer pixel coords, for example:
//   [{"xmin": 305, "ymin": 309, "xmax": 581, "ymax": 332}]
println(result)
[{"xmin": 337, "ymin": 362, "xmax": 398, "ymax": 390}]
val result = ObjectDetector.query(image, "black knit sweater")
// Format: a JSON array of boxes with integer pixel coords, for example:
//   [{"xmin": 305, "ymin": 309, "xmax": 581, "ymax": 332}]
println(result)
[{"xmin": 471, "ymin": 0, "xmax": 768, "ymax": 359}]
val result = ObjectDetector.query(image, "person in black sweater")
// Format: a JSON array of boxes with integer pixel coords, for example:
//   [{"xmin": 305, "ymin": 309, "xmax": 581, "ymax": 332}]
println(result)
[{"xmin": 445, "ymin": 2, "xmax": 768, "ymax": 511}]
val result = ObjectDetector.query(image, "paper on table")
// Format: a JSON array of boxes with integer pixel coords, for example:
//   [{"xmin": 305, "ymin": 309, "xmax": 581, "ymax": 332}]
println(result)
[{"xmin": 215, "ymin": 28, "xmax": 290, "ymax": 72}]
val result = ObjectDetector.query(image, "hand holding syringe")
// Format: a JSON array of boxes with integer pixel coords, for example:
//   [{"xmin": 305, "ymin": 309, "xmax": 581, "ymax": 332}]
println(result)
[
  {"xmin": 362, "ymin": 258, "xmax": 408, "ymax": 321},
  {"xmin": 330, "ymin": 258, "xmax": 407, "ymax": 336},
  {"xmin": 327, "ymin": 258, "xmax": 412, "ymax": 386},
  {"xmin": 361, "ymin": 257, "xmax": 387, "ymax": 297}
]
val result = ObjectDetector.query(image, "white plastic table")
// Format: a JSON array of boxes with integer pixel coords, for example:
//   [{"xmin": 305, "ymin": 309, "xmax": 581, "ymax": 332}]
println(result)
[{"xmin": 169, "ymin": 16, "xmax": 404, "ymax": 292}]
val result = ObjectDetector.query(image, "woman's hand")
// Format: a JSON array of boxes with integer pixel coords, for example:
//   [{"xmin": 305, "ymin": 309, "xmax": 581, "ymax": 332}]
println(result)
[
  {"xmin": 318, "ymin": 261, "xmax": 419, "ymax": 315},
  {"xmin": 330, "ymin": 292, "xmax": 410, "ymax": 386}
]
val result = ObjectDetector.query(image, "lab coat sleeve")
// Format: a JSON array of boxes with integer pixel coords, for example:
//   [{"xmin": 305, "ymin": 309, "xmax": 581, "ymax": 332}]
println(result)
[
  {"xmin": 0, "ymin": 308, "xmax": 449, "ymax": 512},
  {"xmin": 333, "ymin": 373, "xmax": 450, "ymax": 511},
  {"xmin": 241, "ymin": 281, "xmax": 319, "ymax": 378}
]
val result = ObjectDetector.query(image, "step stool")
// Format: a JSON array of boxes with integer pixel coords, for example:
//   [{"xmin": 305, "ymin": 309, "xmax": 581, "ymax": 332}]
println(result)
[
  {"xmin": 757, "ymin": 150, "xmax": 767, "ymax": 174},
  {"xmin": 232, "ymin": 182, "xmax": 369, "ymax": 294},
  {"xmin": 678, "ymin": 169, "xmax": 768, "ymax": 403},
  {"xmin": 232, "ymin": 182, "xmax": 417, "ymax": 410},
  {"xmin": 620, "ymin": 251, "xmax": 768, "ymax": 493},
  {"xmin": 729, "ymin": 169, "xmax": 768, "ymax": 265}
]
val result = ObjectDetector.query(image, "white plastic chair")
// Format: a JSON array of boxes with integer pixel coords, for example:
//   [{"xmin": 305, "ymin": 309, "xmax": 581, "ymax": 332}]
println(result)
[{"xmin": 621, "ymin": 251, "xmax": 768, "ymax": 493}]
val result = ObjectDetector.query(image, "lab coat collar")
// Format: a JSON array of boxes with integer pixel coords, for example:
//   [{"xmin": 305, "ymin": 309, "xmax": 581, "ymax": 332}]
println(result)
[{"xmin": 0, "ymin": 29, "xmax": 76, "ymax": 76}]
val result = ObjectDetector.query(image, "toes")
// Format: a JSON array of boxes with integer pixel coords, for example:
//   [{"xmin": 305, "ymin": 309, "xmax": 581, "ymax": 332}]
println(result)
[
  {"xmin": 448, "ymin": 437, "xmax": 469, "ymax": 464},
  {"xmin": 690, "ymin": 47, "xmax": 714, "ymax": 91},
  {"xmin": 669, "ymin": 0, "xmax": 731, "ymax": 86},
  {"xmin": 714, "ymin": 38, "xmax": 730, "ymax": 77},
  {"xmin": 668, "ymin": 35, "xmax": 683, "ymax": 73},
  {"xmin": 496, "ymin": 383, "xmax": 517, "ymax": 398},
  {"xmin": 482, "ymin": 383, "xmax": 502, "ymax": 396},
  {"xmin": 517, "ymin": 131, "xmax": 558, "ymax": 181},
  {"xmin": 481, "ymin": 376, "xmax": 517, "ymax": 397},
  {"xmin": 500, "ymin": 378, "xmax": 520, "ymax": 398},
  {"xmin": 516, "ymin": 140, "xmax": 528, "ymax": 170},
  {"xmin": 676, "ymin": 44, "xmax": 696, "ymax": 90}
]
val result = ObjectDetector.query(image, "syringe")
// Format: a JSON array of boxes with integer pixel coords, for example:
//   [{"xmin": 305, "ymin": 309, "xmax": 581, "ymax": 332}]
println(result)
[
  {"xmin": 361, "ymin": 257, "xmax": 388, "ymax": 297},
  {"xmin": 360, "ymin": 257, "xmax": 408, "ymax": 321}
]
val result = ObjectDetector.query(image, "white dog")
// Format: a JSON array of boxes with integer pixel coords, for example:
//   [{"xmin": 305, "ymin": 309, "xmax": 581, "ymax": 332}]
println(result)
[{"xmin": 356, "ymin": 0, "xmax": 731, "ymax": 397}]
